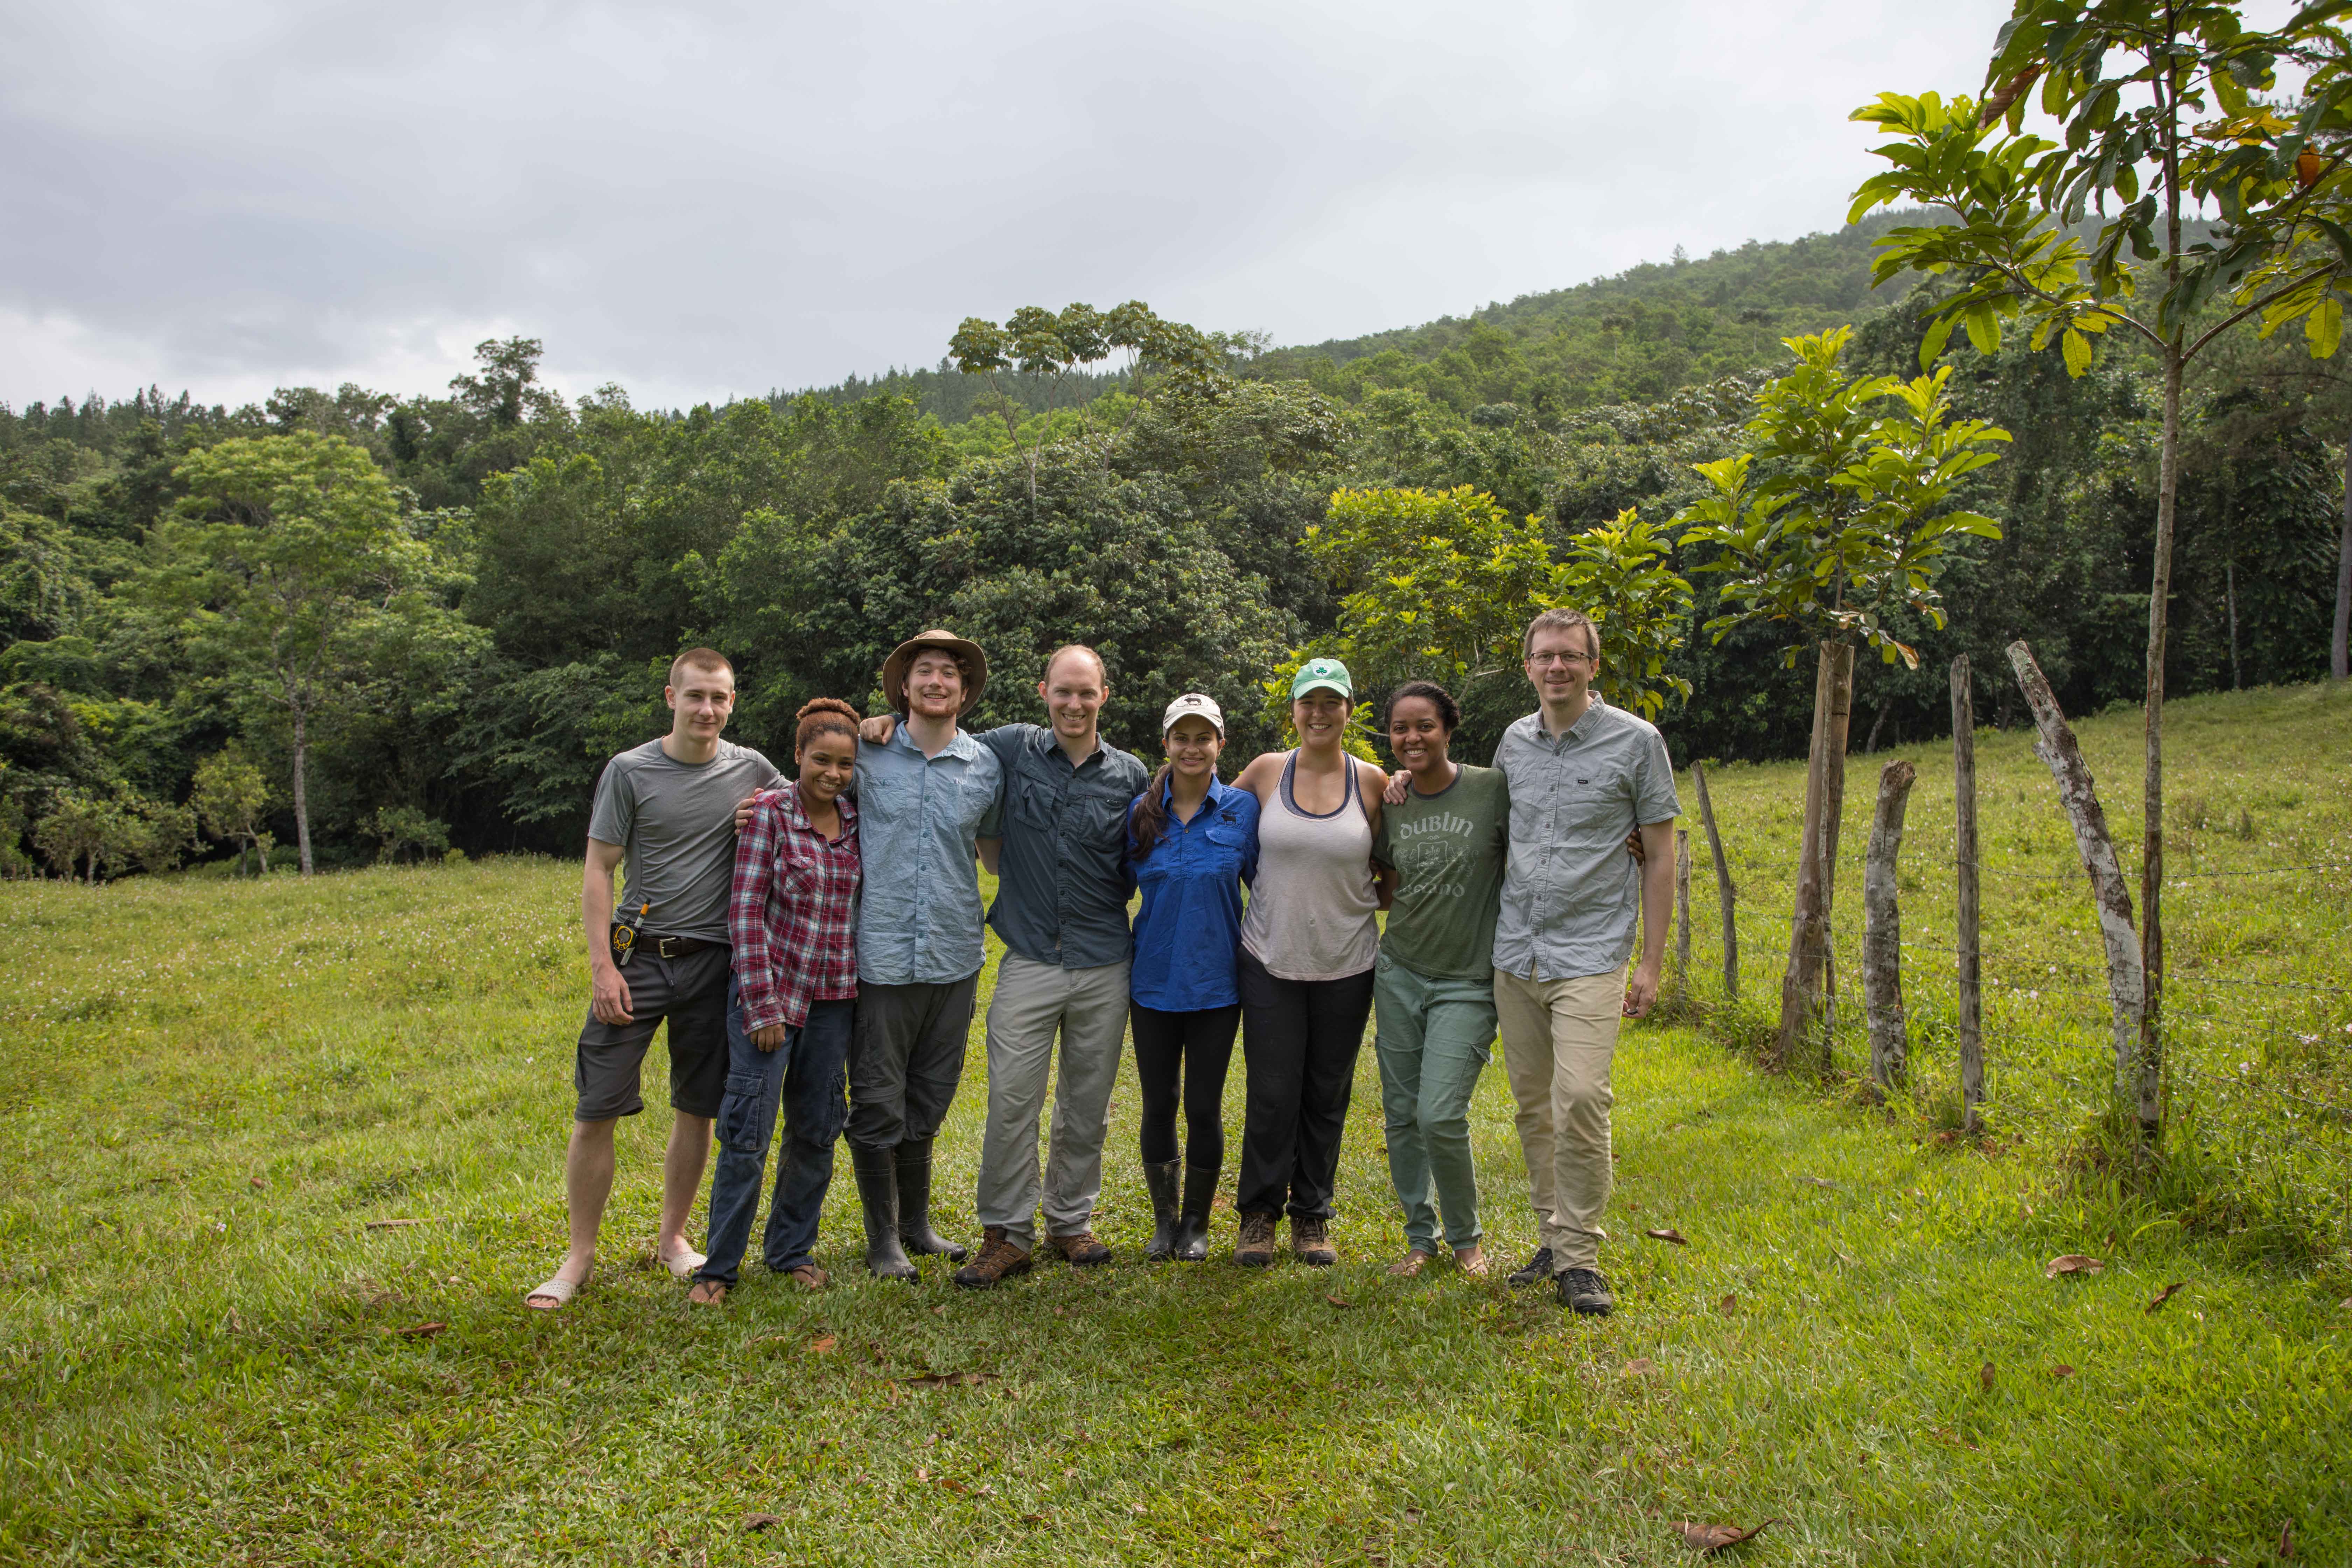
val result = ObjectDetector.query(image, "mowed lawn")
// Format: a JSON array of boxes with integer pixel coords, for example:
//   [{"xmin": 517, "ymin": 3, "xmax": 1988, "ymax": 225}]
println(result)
[{"xmin": 3, "ymin": 688, "xmax": 2350, "ymax": 1565}]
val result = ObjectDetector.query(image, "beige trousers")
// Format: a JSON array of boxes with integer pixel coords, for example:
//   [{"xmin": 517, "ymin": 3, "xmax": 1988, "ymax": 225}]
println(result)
[{"xmin": 1493, "ymin": 964, "xmax": 1625, "ymax": 1272}]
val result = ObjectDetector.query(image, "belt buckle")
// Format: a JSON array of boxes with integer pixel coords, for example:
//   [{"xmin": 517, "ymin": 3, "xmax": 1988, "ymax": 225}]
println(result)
[{"xmin": 655, "ymin": 936, "xmax": 680, "ymax": 960}]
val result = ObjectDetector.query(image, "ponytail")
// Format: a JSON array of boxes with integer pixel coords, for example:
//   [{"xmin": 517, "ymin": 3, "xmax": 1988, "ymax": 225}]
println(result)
[{"xmin": 1129, "ymin": 761, "xmax": 1175, "ymax": 859}]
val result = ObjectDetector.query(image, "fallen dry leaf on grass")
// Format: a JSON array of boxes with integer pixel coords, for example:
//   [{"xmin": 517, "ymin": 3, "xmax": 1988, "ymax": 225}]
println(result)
[
  {"xmin": 809, "ymin": 1335, "xmax": 838, "ymax": 1355},
  {"xmin": 1620, "ymin": 1358, "xmax": 1657, "ymax": 1377},
  {"xmin": 741, "ymin": 1513, "xmax": 782, "ymax": 1532},
  {"xmin": 1324, "ymin": 1294, "xmax": 1352, "ymax": 1309},
  {"xmin": 2144, "ymin": 1282, "xmax": 2188, "ymax": 1314},
  {"xmin": 2049, "ymin": 1364, "xmax": 2074, "ymax": 1379},
  {"xmin": 2185, "ymin": 1555, "xmax": 2229, "ymax": 1565},
  {"xmin": 1794, "ymin": 1175, "xmax": 1837, "ymax": 1189},
  {"xmin": 1718, "ymin": 1294, "xmax": 1737, "ymax": 1316},
  {"xmin": 364, "ymin": 1218, "xmax": 428, "ymax": 1231},
  {"xmin": 2280, "ymin": 1521, "xmax": 2294, "ymax": 1558},
  {"xmin": 1645, "ymin": 1227, "xmax": 1690, "ymax": 1246},
  {"xmin": 899, "ymin": 1371, "xmax": 997, "ymax": 1388},
  {"xmin": 1978, "ymin": 1362, "xmax": 1995, "ymax": 1391},
  {"xmin": 394, "ymin": 1322, "xmax": 447, "ymax": 1338},
  {"xmin": 1670, "ymin": 1517, "xmax": 1781, "ymax": 1553},
  {"xmin": 248, "ymin": 1177, "xmax": 266, "ymax": 1190},
  {"xmin": 2044, "ymin": 1254, "xmax": 2104, "ymax": 1278},
  {"xmin": 1022, "ymin": 1513, "xmax": 1052, "ymax": 1526}
]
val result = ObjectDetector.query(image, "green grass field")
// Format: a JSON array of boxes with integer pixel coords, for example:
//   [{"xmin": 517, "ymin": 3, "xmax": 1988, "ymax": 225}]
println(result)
[{"xmin": 2, "ymin": 685, "xmax": 2347, "ymax": 1565}]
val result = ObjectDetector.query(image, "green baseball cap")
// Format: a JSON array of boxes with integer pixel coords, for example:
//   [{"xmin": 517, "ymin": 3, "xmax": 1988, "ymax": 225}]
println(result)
[{"xmin": 1289, "ymin": 657, "xmax": 1352, "ymax": 701}]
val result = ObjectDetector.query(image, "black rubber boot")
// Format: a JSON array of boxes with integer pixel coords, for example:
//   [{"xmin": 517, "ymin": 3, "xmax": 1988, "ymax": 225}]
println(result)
[
  {"xmin": 893, "ymin": 1137, "xmax": 967, "ymax": 1263},
  {"xmin": 850, "ymin": 1143, "xmax": 918, "ymax": 1281},
  {"xmin": 1142, "ymin": 1160, "xmax": 1181, "ymax": 1260},
  {"xmin": 1171, "ymin": 1164, "xmax": 1216, "ymax": 1262}
]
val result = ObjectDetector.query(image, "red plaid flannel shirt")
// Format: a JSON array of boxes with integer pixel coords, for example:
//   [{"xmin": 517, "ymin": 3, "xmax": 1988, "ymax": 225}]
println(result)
[{"xmin": 729, "ymin": 782, "xmax": 861, "ymax": 1032}]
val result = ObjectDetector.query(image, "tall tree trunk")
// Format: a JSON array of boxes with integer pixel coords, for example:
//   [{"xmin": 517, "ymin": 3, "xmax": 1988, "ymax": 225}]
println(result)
[
  {"xmin": 1777, "ymin": 639, "xmax": 1855, "ymax": 1072},
  {"xmin": 2225, "ymin": 560, "xmax": 2240, "ymax": 691},
  {"xmin": 2009, "ymin": 640, "xmax": 2147, "ymax": 1114},
  {"xmin": 1692, "ymin": 759, "xmax": 1737, "ymax": 1000},
  {"xmin": 1950, "ymin": 656, "xmax": 1983, "ymax": 1135},
  {"xmin": 1862, "ymin": 758, "xmax": 1916, "ymax": 1093},
  {"xmin": 2138, "ymin": 346, "xmax": 2181, "ymax": 1141},
  {"xmin": 291, "ymin": 703, "xmax": 314, "ymax": 877},
  {"xmin": 2334, "ymin": 437, "xmax": 2350, "ymax": 683}
]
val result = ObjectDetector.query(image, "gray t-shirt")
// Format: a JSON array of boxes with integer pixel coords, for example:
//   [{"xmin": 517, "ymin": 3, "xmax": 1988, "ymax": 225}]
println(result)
[{"xmin": 587, "ymin": 738, "xmax": 783, "ymax": 943}]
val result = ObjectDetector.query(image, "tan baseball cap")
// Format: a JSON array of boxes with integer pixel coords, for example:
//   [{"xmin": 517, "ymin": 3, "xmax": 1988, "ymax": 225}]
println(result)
[{"xmin": 1161, "ymin": 692, "xmax": 1224, "ymax": 735}]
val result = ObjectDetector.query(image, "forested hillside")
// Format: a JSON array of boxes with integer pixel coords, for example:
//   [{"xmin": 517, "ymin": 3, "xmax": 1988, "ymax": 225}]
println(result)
[{"xmin": 4, "ymin": 217, "xmax": 2344, "ymax": 876}]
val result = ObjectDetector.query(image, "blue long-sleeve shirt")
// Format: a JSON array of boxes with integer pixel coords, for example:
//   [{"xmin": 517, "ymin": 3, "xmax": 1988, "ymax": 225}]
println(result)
[{"xmin": 1126, "ymin": 775, "xmax": 1259, "ymax": 1011}]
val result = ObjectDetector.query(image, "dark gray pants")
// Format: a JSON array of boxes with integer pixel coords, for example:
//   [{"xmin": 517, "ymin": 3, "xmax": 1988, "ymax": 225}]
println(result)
[{"xmin": 846, "ymin": 974, "xmax": 978, "ymax": 1150}]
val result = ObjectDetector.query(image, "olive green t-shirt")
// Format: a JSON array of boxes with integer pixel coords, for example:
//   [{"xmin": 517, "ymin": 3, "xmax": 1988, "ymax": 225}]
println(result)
[{"xmin": 1371, "ymin": 764, "xmax": 1511, "ymax": 981}]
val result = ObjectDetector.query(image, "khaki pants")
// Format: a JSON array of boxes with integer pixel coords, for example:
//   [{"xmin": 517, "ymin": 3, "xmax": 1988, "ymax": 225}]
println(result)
[
  {"xmin": 1493, "ymin": 964, "xmax": 1625, "ymax": 1272},
  {"xmin": 974, "ymin": 953, "xmax": 1131, "ymax": 1249}
]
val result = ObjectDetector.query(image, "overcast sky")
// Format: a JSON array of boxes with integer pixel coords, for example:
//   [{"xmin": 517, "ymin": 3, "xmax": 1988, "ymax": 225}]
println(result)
[{"xmin": 3, "ymin": 0, "xmax": 2025, "ymax": 413}]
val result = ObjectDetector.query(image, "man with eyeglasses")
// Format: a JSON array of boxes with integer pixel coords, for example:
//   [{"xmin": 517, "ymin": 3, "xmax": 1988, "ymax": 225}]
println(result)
[{"xmin": 1489, "ymin": 607, "xmax": 1680, "ymax": 1317}]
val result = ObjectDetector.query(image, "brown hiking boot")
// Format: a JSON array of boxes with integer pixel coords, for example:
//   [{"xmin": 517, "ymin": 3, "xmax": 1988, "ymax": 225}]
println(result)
[
  {"xmin": 952, "ymin": 1226, "xmax": 1033, "ymax": 1289},
  {"xmin": 1044, "ymin": 1229, "xmax": 1112, "ymax": 1267},
  {"xmin": 1233, "ymin": 1211, "xmax": 1279, "ymax": 1268},
  {"xmin": 1291, "ymin": 1216, "xmax": 1336, "ymax": 1267}
]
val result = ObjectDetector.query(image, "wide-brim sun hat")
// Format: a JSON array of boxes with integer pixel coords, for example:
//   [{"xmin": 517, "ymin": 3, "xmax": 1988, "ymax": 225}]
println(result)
[
  {"xmin": 880, "ymin": 628, "xmax": 989, "ymax": 715},
  {"xmin": 1162, "ymin": 693, "xmax": 1224, "ymax": 735},
  {"xmin": 1289, "ymin": 656, "xmax": 1352, "ymax": 702}
]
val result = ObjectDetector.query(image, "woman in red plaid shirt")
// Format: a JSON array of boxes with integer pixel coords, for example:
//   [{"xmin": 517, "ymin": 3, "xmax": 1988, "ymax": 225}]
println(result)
[{"xmin": 689, "ymin": 699, "xmax": 864, "ymax": 1304}]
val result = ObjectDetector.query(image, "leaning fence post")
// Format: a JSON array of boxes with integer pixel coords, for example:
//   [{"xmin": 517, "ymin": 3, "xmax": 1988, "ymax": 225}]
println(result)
[
  {"xmin": 1673, "ymin": 828, "xmax": 1693, "ymax": 988},
  {"xmin": 2005, "ymin": 639, "xmax": 2148, "ymax": 1113},
  {"xmin": 1951, "ymin": 656, "xmax": 1984, "ymax": 1134},
  {"xmin": 1862, "ymin": 758, "xmax": 1917, "ymax": 1092},
  {"xmin": 1690, "ymin": 760, "xmax": 1737, "ymax": 1000}
]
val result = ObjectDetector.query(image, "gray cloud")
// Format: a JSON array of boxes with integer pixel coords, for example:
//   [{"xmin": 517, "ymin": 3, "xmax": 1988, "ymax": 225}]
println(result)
[{"xmin": 3, "ymin": 0, "xmax": 2014, "ymax": 410}]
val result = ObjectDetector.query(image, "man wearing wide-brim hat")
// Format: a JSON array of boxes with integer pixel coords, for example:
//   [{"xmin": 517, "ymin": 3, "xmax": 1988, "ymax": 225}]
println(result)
[{"xmin": 839, "ymin": 628, "xmax": 1004, "ymax": 1280}]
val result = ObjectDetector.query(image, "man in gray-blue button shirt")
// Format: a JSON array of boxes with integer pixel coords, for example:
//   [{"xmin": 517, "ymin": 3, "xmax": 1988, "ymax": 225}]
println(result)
[
  {"xmin": 842, "ymin": 630, "xmax": 1003, "ymax": 1282},
  {"xmin": 1492, "ymin": 607, "xmax": 1680, "ymax": 1319}
]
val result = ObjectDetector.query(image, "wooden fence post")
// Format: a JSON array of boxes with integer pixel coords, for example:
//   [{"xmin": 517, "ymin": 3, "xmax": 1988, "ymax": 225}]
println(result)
[
  {"xmin": 1673, "ymin": 829, "xmax": 1693, "ymax": 988},
  {"xmin": 2005, "ymin": 640, "xmax": 2148, "ymax": 1116},
  {"xmin": 1951, "ymin": 656, "xmax": 1983, "ymax": 1134},
  {"xmin": 1692, "ymin": 760, "xmax": 1737, "ymax": 1000},
  {"xmin": 1862, "ymin": 758, "xmax": 1917, "ymax": 1092}
]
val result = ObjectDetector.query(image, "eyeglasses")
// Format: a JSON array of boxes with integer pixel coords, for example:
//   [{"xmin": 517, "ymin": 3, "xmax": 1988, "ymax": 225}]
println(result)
[{"xmin": 1526, "ymin": 649, "xmax": 1595, "ymax": 667}]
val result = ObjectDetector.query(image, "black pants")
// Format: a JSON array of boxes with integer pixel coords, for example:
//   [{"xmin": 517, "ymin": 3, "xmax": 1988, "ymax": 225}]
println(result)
[
  {"xmin": 1130, "ymin": 1002, "xmax": 1240, "ymax": 1170},
  {"xmin": 846, "ymin": 975, "xmax": 978, "ymax": 1150},
  {"xmin": 1236, "ymin": 950, "xmax": 1376, "ymax": 1222}
]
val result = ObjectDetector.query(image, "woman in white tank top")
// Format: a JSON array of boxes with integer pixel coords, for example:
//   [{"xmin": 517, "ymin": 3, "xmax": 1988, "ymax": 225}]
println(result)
[{"xmin": 1225, "ymin": 657, "xmax": 1390, "ymax": 1268}]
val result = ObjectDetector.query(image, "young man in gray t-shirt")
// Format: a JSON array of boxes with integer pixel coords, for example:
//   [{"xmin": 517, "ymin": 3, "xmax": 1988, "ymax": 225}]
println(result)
[{"xmin": 525, "ymin": 649, "xmax": 780, "ymax": 1311}]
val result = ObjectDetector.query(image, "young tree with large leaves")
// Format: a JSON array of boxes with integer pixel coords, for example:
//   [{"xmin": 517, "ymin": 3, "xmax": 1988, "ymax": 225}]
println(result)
[
  {"xmin": 139, "ymin": 432, "xmax": 441, "ymax": 874},
  {"xmin": 1848, "ymin": 0, "xmax": 2352, "ymax": 1134},
  {"xmin": 1677, "ymin": 329, "xmax": 2009, "ymax": 1071}
]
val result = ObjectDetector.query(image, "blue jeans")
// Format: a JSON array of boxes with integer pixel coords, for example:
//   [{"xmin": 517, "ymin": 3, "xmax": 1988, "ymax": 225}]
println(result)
[{"xmin": 698, "ymin": 984, "xmax": 853, "ymax": 1284}]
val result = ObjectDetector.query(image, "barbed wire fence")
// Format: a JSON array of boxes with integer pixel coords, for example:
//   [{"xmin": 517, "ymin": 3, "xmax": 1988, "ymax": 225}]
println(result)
[{"xmin": 1656, "ymin": 653, "xmax": 2350, "ymax": 1253}]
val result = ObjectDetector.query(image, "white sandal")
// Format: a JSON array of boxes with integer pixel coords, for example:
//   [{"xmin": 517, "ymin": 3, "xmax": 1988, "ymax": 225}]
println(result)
[
  {"xmin": 660, "ymin": 1245, "xmax": 707, "ymax": 1281},
  {"xmin": 525, "ymin": 1265, "xmax": 591, "ymax": 1310}
]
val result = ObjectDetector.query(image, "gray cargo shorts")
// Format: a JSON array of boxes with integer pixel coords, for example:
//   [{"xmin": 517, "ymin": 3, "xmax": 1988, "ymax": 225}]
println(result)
[{"xmin": 574, "ymin": 945, "xmax": 732, "ymax": 1121}]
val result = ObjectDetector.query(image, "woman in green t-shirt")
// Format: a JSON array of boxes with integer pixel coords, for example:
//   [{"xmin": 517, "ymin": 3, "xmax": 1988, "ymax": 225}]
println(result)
[{"xmin": 1369, "ymin": 681, "xmax": 1511, "ymax": 1278}]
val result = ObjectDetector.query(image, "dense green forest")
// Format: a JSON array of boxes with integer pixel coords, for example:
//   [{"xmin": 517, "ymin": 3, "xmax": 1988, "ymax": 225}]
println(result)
[{"xmin": 3, "ymin": 214, "xmax": 2343, "ymax": 875}]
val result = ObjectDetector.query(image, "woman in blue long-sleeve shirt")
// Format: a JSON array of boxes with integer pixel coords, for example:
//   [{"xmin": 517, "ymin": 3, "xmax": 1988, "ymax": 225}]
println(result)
[{"xmin": 1125, "ymin": 693, "xmax": 1258, "ymax": 1261}]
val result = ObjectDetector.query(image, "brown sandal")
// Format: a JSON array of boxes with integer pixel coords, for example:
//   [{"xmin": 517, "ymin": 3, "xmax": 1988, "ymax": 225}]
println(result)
[
  {"xmin": 685, "ymin": 1278, "xmax": 728, "ymax": 1307},
  {"xmin": 784, "ymin": 1264, "xmax": 828, "ymax": 1290},
  {"xmin": 1387, "ymin": 1250, "xmax": 1436, "ymax": 1278}
]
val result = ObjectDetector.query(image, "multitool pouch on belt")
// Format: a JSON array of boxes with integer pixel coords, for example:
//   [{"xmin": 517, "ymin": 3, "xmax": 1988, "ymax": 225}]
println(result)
[{"xmin": 609, "ymin": 899, "xmax": 650, "ymax": 967}]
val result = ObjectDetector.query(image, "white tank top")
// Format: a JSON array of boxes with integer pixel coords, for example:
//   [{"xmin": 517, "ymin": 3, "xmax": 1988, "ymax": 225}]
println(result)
[{"xmin": 1240, "ymin": 752, "xmax": 1381, "ymax": 981}]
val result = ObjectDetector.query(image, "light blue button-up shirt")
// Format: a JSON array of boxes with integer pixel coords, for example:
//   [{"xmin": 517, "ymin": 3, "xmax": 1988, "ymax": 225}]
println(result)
[
  {"xmin": 853, "ymin": 726, "xmax": 1003, "ymax": 986},
  {"xmin": 1491, "ymin": 696, "xmax": 1681, "ymax": 982}
]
